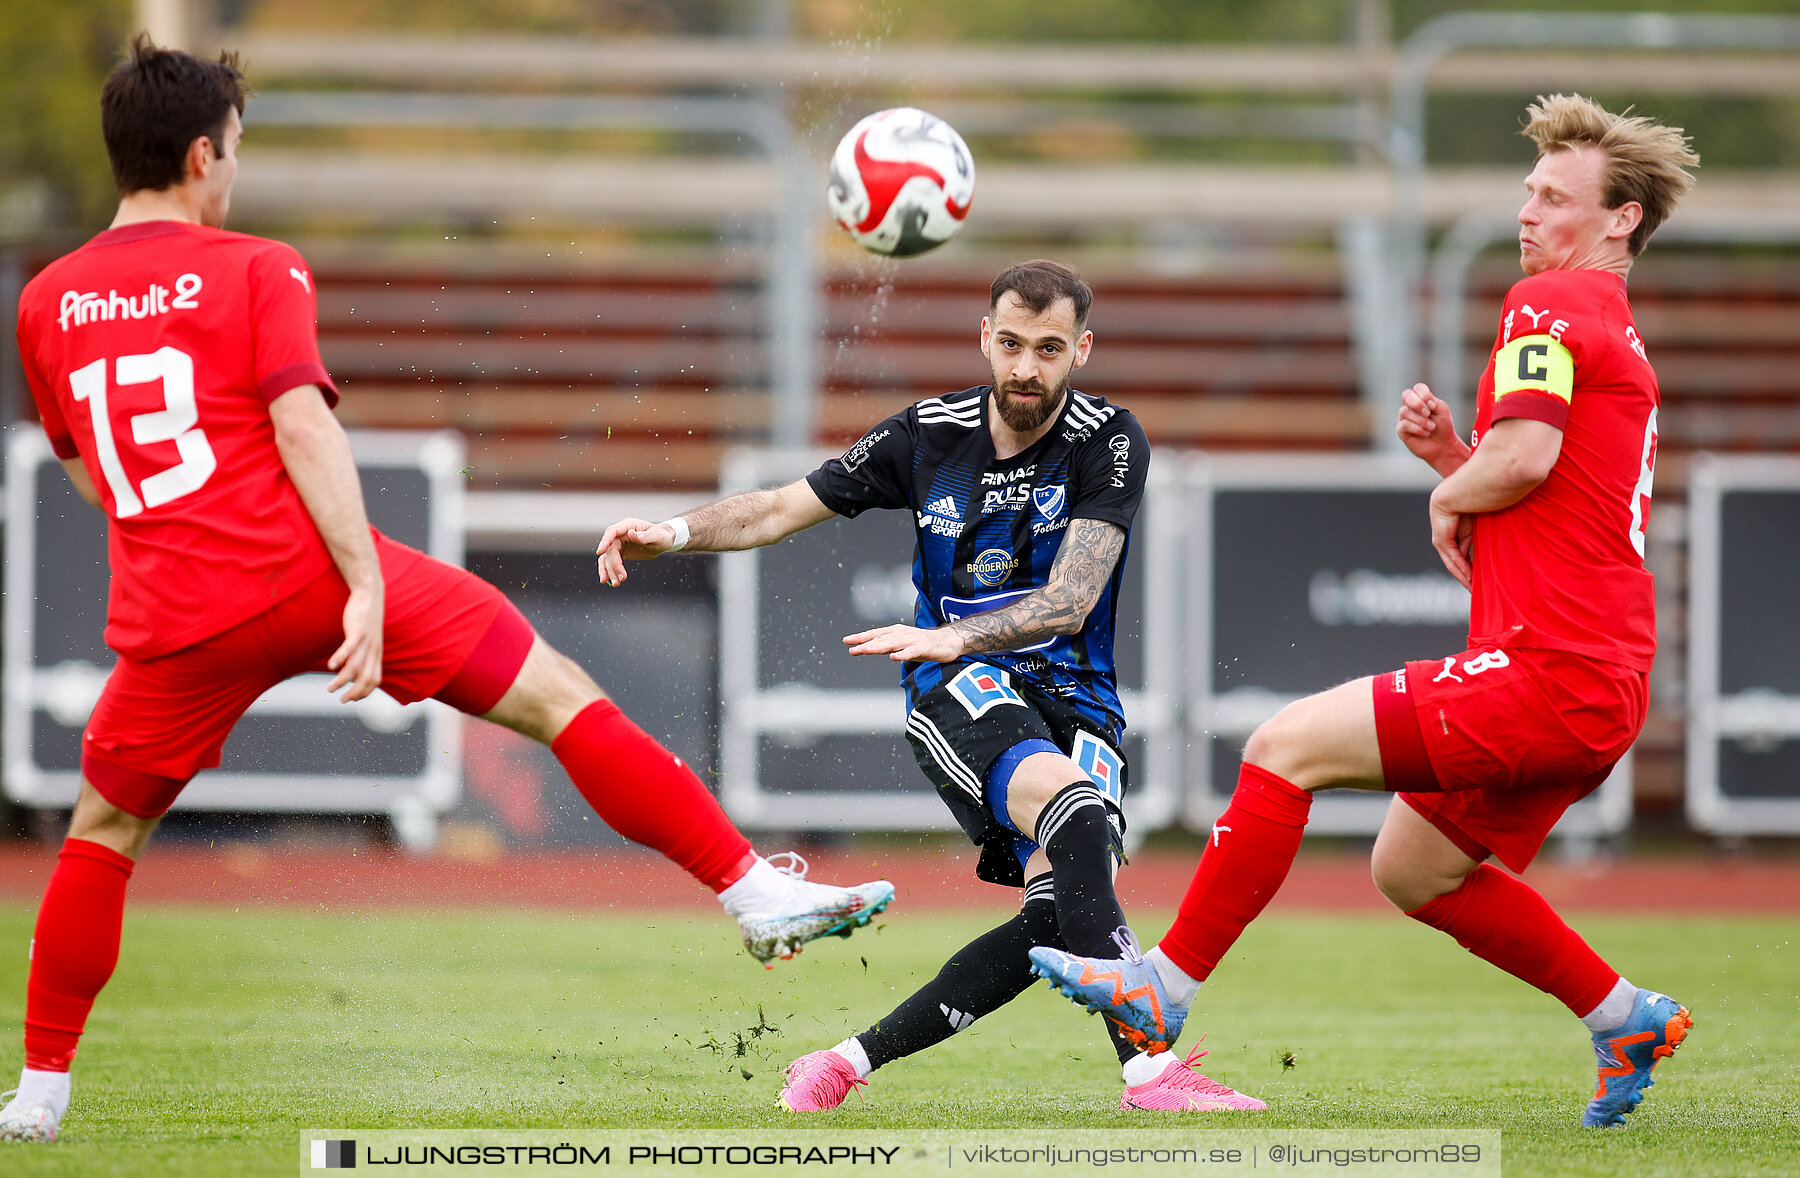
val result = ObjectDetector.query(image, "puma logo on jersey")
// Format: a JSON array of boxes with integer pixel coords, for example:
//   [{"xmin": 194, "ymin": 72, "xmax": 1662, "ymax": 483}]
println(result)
[
  {"xmin": 289, "ymin": 267, "xmax": 311, "ymax": 292},
  {"xmin": 1520, "ymin": 304, "xmax": 1549, "ymax": 327}
]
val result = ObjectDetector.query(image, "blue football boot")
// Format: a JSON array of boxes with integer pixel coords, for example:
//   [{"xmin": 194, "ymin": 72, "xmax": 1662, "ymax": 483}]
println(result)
[
  {"xmin": 1584, "ymin": 988, "xmax": 1693, "ymax": 1128},
  {"xmin": 1028, "ymin": 928, "xmax": 1188, "ymax": 1055}
]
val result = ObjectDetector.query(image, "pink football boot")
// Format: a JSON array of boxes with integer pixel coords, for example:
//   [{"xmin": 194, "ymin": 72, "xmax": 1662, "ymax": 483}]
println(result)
[{"xmin": 1121, "ymin": 1043, "xmax": 1267, "ymax": 1111}]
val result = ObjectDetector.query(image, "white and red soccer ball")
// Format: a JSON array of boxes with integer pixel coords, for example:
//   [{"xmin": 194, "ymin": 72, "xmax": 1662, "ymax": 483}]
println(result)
[{"xmin": 827, "ymin": 107, "xmax": 974, "ymax": 257}]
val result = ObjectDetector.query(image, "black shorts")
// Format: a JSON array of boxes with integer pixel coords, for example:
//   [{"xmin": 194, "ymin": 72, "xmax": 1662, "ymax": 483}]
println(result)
[{"xmin": 904, "ymin": 661, "xmax": 1129, "ymax": 887}]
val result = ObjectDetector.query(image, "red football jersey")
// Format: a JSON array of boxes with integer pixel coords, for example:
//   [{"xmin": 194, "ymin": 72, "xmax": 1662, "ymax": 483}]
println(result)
[
  {"xmin": 16, "ymin": 221, "xmax": 339, "ymax": 659},
  {"xmin": 1467, "ymin": 268, "xmax": 1658, "ymax": 671}
]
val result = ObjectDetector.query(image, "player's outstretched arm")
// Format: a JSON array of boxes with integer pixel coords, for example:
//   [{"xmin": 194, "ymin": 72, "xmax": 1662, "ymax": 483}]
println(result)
[
  {"xmin": 1396, "ymin": 383, "xmax": 1472, "ymax": 478},
  {"xmin": 58, "ymin": 458, "xmax": 103, "ymax": 511},
  {"xmin": 596, "ymin": 478, "xmax": 835, "ymax": 585},
  {"xmin": 270, "ymin": 384, "xmax": 385, "ymax": 702},
  {"xmin": 844, "ymin": 518, "xmax": 1126, "ymax": 663}
]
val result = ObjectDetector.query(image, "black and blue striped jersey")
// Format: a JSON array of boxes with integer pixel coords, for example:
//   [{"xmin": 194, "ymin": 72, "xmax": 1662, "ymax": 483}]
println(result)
[{"xmin": 806, "ymin": 385, "xmax": 1149, "ymax": 729}]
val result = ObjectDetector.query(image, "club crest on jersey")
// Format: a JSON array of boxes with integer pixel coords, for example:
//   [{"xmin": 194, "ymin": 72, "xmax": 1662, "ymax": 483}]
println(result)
[
  {"xmin": 1032, "ymin": 484, "xmax": 1066, "ymax": 520},
  {"xmin": 1070, "ymin": 730, "xmax": 1125, "ymax": 805},
  {"xmin": 970, "ymin": 548, "xmax": 1016, "ymax": 588},
  {"xmin": 947, "ymin": 664, "xmax": 1027, "ymax": 719}
]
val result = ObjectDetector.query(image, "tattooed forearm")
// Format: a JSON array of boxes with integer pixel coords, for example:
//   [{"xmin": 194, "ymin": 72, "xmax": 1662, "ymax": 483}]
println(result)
[{"xmin": 947, "ymin": 518, "xmax": 1126, "ymax": 655}]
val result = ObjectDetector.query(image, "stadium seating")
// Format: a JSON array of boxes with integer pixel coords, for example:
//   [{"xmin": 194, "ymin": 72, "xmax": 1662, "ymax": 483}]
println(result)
[{"xmin": 313, "ymin": 252, "xmax": 1800, "ymax": 490}]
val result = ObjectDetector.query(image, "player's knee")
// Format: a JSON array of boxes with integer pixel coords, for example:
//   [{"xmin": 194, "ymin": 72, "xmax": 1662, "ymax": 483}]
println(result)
[
  {"xmin": 1005, "ymin": 753, "xmax": 1087, "ymax": 833},
  {"xmin": 68, "ymin": 783, "xmax": 159, "ymax": 860},
  {"xmin": 529, "ymin": 647, "xmax": 602, "ymax": 724},
  {"xmin": 1244, "ymin": 692, "xmax": 1362, "ymax": 790},
  {"xmin": 1369, "ymin": 856, "xmax": 1416, "ymax": 910},
  {"xmin": 1370, "ymin": 852, "xmax": 1457, "ymax": 913},
  {"xmin": 539, "ymin": 644, "xmax": 602, "ymax": 699},
  {"xmin": 1243, "ymin": 706, "xmax": 1303, "ymax": 779},
  {"xmin": 488, "ymin": 640, "xmax": 605, "ymax": 742}
]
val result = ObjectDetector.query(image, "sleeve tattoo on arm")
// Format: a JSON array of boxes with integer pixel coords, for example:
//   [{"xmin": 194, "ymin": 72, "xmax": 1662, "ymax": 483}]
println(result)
[{"xmin": 946, "ymin": 518, "xmax": 1126, "ymax": 655}]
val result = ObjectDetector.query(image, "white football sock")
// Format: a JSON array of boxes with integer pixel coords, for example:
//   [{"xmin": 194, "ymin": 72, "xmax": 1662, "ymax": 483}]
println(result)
[
  {"xmin": 15, "ymin": 1067, "xmax": 71, "ymax": 1118},
  {"xmin": 1146, "ymin": 946, "xmax": 1202, "ymax": 1007},
  {"xmin": 1121, "ymin": 1050, "xmax": 1169, "ymax": 1088},
  {"xmin": 1580, "ymin": 976, "xmax": 1638, "ymax": 1033},
  {"xmin": 717, "ymin": 858, "xmax": 786, "ymax": 917},
  {"xmin": 832, "ymin": 1037, "xmax": 874, "ymax": 1079}
]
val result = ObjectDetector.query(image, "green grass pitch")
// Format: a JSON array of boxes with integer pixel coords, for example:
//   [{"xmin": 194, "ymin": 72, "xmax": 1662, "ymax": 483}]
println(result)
[{"xmin": 0, "ymin": 901, "xmax": 1793, "ymax": 1176}]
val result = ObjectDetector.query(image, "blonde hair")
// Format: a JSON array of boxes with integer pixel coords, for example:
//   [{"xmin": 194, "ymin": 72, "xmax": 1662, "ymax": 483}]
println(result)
[{"xmin": 1522, "ymin": 94, "xmax": 1700, "ymax": 256}]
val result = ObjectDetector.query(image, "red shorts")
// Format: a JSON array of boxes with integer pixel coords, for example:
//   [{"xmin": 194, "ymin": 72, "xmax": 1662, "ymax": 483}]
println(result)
[
  {"xmin": 81, "ymin": 532, "xmax": 536, "ymax": 818},
  {"xmin": 1371, "ymin": 646, "xmax": 1646, "ymax": 873}
]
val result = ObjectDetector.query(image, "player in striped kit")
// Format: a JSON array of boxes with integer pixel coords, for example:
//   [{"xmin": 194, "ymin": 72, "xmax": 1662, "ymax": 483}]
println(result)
[{"xmin": 600, "ymin": 260, "xmax": 1262, "ymax": 1111}]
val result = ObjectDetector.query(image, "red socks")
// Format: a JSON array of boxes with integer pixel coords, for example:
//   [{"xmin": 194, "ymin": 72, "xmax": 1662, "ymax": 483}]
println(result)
[
  {"xmin": 1158, "ymin": 763, "xmax": 1313, "ymax": 981},
  {"xmin": 24, "ymin": 839, "xmax": 135, "ymax": 1072},
  {"xmin": 551, "ymin": 699, "xmax": 754, "ymax": 892},
  {"xmin": 1407, "ymin": 862, "xmax": 1619, "ymax": 1016}
]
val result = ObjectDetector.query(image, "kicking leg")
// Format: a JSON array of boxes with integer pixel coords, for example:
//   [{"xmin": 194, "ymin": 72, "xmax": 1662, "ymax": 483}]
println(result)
[
  {"xmin": 2, "ymin": 785, "xmax": 159, "ymax": 1143},
  {"xmin": 473, "ymin": 631, "xmax": 891, "ymax": 964},
  {"xmin": 483, "ymin": 636, "xmax": 754, "ymax": 891}
]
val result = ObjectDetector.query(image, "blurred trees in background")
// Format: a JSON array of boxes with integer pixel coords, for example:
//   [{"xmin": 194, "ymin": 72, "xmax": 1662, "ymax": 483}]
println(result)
[
  {"xmin": 0, "ymin": 0, "xmax": 128, "ymax": 235},
  {"xmin": 3, "ymin": 0, "xmax": 1797, "ymax": 238}
]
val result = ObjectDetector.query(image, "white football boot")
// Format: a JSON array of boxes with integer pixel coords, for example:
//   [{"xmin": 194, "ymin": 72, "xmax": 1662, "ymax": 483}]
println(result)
[
  {"xmin": 724, "ymin": 853, "xmax": 894, "ymax": 967},
  {"xmin": 0, "ymin": 1089, "xmax": 61, "ymax": 1144}
]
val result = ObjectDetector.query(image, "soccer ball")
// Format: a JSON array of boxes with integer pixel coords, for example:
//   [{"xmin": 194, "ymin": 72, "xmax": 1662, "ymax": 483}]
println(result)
[{"xmin": 827, "ymin": 108, "xmax": 974, "ymax": 258}]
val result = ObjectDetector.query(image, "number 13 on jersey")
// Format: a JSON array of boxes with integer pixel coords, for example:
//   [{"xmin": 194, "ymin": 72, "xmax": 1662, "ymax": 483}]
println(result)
[{"xmin": 69, "ymin": 346, "xmax": 217, "ymax": 518}]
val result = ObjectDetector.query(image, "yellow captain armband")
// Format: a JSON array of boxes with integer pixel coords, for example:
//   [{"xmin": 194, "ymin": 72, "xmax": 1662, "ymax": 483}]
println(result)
[{"xmin": 1494, "ymin": 335, "xmax": 1574, "ymax": 403}]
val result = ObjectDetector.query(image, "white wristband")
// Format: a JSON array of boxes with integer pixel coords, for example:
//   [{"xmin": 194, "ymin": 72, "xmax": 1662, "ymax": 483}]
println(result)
[{"xmin": 662, "ymin": 516, "xmax": 690, "ymax": 553}]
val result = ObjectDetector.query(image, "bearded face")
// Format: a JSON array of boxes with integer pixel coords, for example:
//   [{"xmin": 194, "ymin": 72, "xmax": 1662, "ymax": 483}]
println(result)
[
  {"xmin": 989, "ymin": 365, "xmax": 1070, "ymax": 433},
  {"xmin": 981, "ymin": 290, "xmax": 1090, "ymax": 437}
]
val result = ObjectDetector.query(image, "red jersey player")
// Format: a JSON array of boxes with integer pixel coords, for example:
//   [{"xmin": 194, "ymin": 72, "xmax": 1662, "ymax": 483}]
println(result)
[
  {"xmin": 0, "ymin": 38, "xmax": 891, "ymax": 1145},
  {"xmin": 1030, "ymin": 94, "xmax": 1701, "ymax": 1126}
]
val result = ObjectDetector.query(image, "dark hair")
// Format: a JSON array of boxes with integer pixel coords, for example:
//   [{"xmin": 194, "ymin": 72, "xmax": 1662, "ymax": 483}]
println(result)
[
  {"xmin": 101, "ymin": 34, "xmax": 247, "ymax": 194},
  {"xmin": 990, "ymin": 259, "xmax": 1093, "ymax": 328}
]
